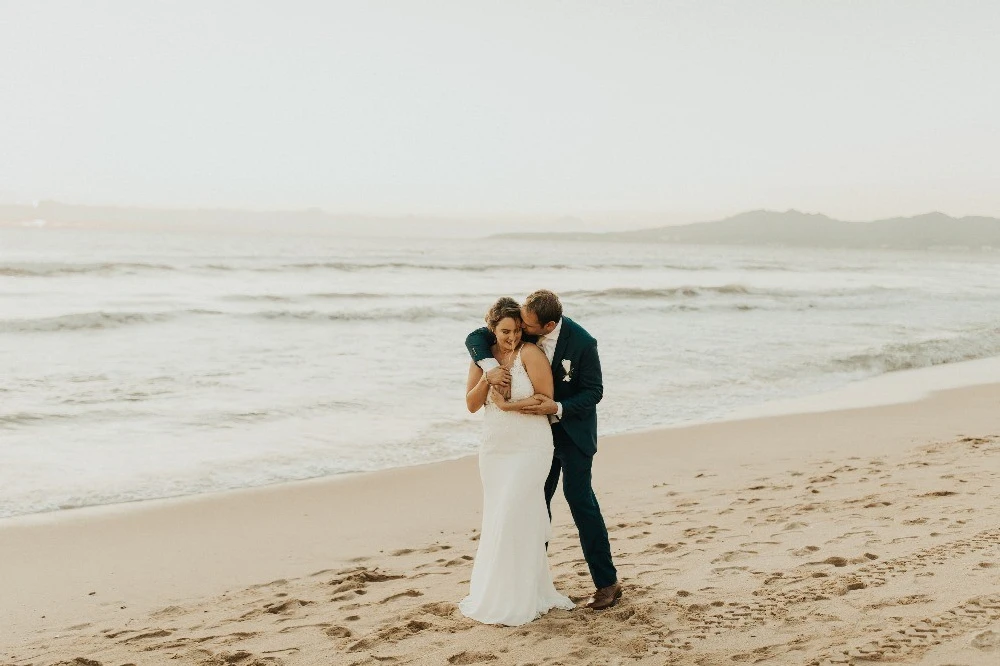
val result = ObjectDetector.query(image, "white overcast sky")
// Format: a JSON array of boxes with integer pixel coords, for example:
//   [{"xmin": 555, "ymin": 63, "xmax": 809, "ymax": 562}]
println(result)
[{"xmin": 2, "ymin": 1, "xmax": 999, "ymax": 221}]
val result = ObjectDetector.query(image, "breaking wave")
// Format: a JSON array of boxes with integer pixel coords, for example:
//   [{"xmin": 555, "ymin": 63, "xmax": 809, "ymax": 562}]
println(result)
[
  {"xmin": 0, "ymin": 262, "xmax": 177, "ymax": 277},
  {"xmin": 826, "ymin": 327, "xmax": 1000, "ymax": 374},
  {"xmin": 0, "ymin": 310, "xmax": 218, "ymax": 332}
]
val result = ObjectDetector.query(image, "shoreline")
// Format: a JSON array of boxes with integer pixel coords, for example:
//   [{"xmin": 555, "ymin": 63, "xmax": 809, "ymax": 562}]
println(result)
[
  {"xmin": 3, "ymin": 375, "xmax": 1000, "ymax": 661},
  {"xmin": 5, "ymin": 354, "xmax": 1000, "ymax": 530}
]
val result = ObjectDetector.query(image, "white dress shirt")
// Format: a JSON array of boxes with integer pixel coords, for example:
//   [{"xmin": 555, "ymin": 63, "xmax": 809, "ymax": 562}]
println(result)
[
  {"xmin": 536, "ymin": 319, "xmax": 564, "ymax": 422},
  {"xmin": 536, "ymin": 318, "xmax": 562, "ymax": 365},
  {"xmin": 478, "ymin": 319, "xmax": 564, "ymax": 420}
]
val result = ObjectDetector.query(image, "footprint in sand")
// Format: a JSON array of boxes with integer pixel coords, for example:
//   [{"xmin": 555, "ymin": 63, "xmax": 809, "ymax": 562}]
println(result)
[
  {"xmin": 198, "ymin": 649, "xmax": 279, "ymax": 666},
  {"xmin": 274, "ymin": 622, "xmax": 333, "ymax": 635},
  {"xmin": 626, "ymin": 530, "xmax": 653, "ymax": 539},
  {"xmin": 102, "ymin": 628, "xmax": 136, "ymax": 638},
  {"xmin": 420, "ymin": 601, "xmax": 456, "ymax": 617},
  {"xmin": 381, "ymin": 589, "xmax": 424, "ymax": 603},
  {"xmin": 642, "ymin": 542, "xmax": 684, "ymax": 555},
  {"xmin": 382, "ymin": 619, "xmax": 434, "ymax": 641},
  {"xmin": 971, "ymin": 630, "xmax": 1000, "ymax": 651},
  {"xmin": 447, "ymin": 651, "xmax": 498, "ymax": 664},
  {"xmin": 248, "ymin": 578, "xmax": 288, "ymax": 589},
  {"xmin": 264, "ymin": 599, "xmax": 313, "ymax": 615},
  {"xmin": 790, "ymin": 545, "xmax": 821, "ymax": 557},
  {"xmin": 328, "ymin": 567, "xmax": 405, "ymax": 601},
  {"xmin": 712, "ymin": 550, "xmax": 758, "ymax": 563},
  {"xmin": 444, "ymin": 555, "xmax": 474, "ymax": 567},
  {"xmin": 771, "ymin": 521, "xmax": 809, "ymax": 537},
  {"xmin": 120, "ymin": 629, "xmax": 173, "ymax": 643},
  {"xmin": 329, "ymin": 568, "xmax": 404, "ymax": 591},
  {"xmin": 683, "ymin": 525, "xmax": 725, "ymax": 540},
  {"xmin": 903, "ymin": 517, "xmax": 929, "ymax": 525},
  {"xmin": 615, "ymin": 520, "xmax": 652, "ymax": 528},
  {"xmin": 635, "ymin": 567, "xmax": 681, "ymax": 578},
  {"xmin": 863, "ymin": 594, "xmax": 932, "ymax": 610},
  {"xmin": 390, "ymin": 544, "xmax": 452, "ymax": 556}
]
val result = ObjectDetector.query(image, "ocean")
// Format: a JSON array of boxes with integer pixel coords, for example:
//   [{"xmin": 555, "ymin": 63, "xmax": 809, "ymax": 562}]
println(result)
[{"xmin": 2, "ymin": 227, "xmax": 999, "ymax": 519}]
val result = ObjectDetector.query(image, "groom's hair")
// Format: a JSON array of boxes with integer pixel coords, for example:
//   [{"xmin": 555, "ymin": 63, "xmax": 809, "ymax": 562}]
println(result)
[{"xmin": 524, "ymin": 290, "xmax": 562, "ymax": 326}]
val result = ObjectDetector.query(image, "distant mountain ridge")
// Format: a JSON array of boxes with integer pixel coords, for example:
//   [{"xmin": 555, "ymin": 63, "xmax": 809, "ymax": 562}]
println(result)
[
  {"xmin": 3, "ymin": 203, "xmax": 999, "ymax": 249},
  {"xmin": 494, "ymin": 210, "xmax": 1000, "ymax": 250}
]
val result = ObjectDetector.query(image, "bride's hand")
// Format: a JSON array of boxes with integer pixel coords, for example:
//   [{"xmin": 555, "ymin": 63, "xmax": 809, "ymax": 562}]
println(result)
[
  {"xmin": 489, "ymin": 386, "xmax": 510, "ymax": 410},
  {"xmin": 496, "ymin": 382, "xmax": 511, "ymax": 401}
]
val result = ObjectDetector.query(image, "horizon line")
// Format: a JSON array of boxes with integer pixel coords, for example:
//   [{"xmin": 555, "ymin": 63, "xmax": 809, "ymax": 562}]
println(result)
[{"xmin": 1, "ymin": 200, "xmax": 995, "ymax": 225}]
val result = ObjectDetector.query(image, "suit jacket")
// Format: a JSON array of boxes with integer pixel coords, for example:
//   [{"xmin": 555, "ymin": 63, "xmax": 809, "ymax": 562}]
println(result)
[{"xmin": 465, "ymin": 316, "xmax": 603, "ymax": 456}]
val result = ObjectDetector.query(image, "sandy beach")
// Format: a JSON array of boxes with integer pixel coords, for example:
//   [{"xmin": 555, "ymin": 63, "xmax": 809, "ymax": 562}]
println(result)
[
  {"xmin": 6, "ymin": 2, "xmax": 1000, "ymax": 664},
  {"xmin": 2, "ymin": 379, "xmax": 999, "ymax": 665}
]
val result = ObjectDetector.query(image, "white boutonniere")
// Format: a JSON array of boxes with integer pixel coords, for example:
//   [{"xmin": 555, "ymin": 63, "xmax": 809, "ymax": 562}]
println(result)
[{"xmin": 561, "ymin": 359, "xmax": 572, "ymax": 382}]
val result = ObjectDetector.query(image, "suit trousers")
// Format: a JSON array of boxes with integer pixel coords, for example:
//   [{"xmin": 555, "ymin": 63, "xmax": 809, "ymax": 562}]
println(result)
[{"xmin": 544, "ymin": 423, "xmax": 617, "ymax": 590}]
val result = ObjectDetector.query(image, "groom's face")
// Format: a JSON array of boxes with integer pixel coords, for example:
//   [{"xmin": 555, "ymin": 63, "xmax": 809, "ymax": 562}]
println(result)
[{"xmin": 520, "ymin": 307, "xmax": 556, "ymax": 337}]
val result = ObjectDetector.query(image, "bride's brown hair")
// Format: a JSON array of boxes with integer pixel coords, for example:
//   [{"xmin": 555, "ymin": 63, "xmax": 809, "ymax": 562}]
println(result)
[{"xmin": 485, "ymin": 297, "xmax": 522, "ymax": 330}]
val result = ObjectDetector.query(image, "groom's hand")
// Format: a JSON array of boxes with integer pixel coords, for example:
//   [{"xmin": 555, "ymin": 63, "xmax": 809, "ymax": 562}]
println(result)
[
  {"xmin": 519, "ymin": 396, "xmax": 558, "ymax": 416},
  {"xmin": 485, "ymin": 366, "xmax": 511, "ymax": 389}
]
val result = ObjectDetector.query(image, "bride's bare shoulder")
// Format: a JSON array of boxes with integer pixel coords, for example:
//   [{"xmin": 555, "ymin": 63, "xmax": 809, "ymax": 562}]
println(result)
[{"xmin": 519, "ymin": 342, "xmax": 545, "ymax": 360}]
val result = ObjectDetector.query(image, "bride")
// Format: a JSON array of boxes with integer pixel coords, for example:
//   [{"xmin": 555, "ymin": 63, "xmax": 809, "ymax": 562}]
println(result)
[{"xmin": 459, "ymin": 297, "xmax": 575, "ymax": 625}]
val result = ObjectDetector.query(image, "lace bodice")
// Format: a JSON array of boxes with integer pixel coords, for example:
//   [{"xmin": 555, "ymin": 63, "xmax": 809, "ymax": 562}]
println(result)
[
  {"xmin": 486, "ymin": 348, "xmax": 535, "ymax": 407},
  {"xmin": 483, "ymin": 347, "xmax": 550, "ymax": 453}
]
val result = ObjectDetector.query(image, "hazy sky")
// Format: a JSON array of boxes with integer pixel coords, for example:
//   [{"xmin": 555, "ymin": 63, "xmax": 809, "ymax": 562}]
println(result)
[{"xmin": 2, "ymin": 1, "xmax": 999, "ymax": 221}]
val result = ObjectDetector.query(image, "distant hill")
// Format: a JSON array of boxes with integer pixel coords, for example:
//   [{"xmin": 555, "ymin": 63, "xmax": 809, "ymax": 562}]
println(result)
[
  {"xmin": 5, "ymin": 204, "xmax": 999, "ymax": 249},
  {"xmin": 493, "ymin": 210, "xmax": 1000, "ymax": 250}
]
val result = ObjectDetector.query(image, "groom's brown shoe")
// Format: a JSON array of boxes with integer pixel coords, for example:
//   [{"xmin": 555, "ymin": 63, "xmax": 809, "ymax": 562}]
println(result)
[{"xmin": 586, "ymin": 582, "xmax": 622, "ymax": 610}]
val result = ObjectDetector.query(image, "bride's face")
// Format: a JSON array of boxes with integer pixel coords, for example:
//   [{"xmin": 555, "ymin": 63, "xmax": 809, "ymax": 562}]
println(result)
[{"xmin": 493, "ymin": 316, "xmax": 522, "ymax": 353}]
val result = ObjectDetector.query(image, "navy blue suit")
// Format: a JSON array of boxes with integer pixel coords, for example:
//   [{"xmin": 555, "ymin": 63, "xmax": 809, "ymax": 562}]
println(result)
[{"xmin": 465, "ymin": 317, "xmax": 617, "ymax": 589}]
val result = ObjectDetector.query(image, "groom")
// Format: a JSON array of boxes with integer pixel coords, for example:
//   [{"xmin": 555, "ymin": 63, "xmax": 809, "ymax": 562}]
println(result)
[{"xmin": 465, "ymin": 290, "xmax": 622, "ymax": 610}]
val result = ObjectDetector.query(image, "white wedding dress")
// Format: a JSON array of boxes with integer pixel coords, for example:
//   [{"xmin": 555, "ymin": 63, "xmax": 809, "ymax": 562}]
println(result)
[{"xmin": 459, "ymin": 348, "xmax": 575, "ymax": 625}]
